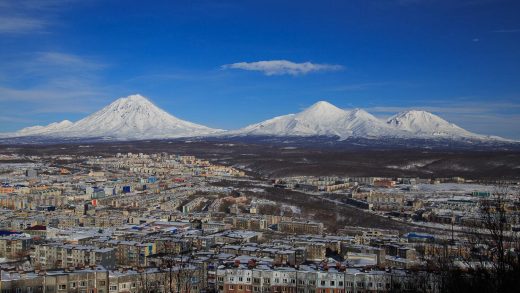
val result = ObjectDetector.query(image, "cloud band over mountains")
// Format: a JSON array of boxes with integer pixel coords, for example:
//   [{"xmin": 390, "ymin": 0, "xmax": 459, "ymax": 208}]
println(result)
[{"xmin": 222, "ymin": 60, "xmax": 343, "ymax": 76}]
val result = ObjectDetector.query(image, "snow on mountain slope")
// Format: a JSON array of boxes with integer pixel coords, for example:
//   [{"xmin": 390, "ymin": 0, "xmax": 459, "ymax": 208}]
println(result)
[
  {"xmin": 226, "ymin": 101, "xmax": 509, "ymax": 141},
  {"xmin": 57, "ymin": 94, "xmax": 221, "ymax": 139},
  {"xmin": 2, "ymin": 97, "xmax": 510, "ymax": 142},
  {"xmin": 227, "ymin": 101, "xmax": 405, "ymax": 139},
  {"xmin": 386, "ymin": 110, "xmax": 492, "ymax": 140},
  {"xmin": 14, "ymin": 120, "xmax": 73, "ymax": 136},
  {"xmin": 6, "ymin": 94, "xmax": 222, "ymax": 139}
]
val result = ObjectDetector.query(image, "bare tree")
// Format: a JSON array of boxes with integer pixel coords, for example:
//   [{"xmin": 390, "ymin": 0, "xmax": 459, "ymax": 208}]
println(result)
[
  {"xmin": 426, "ymin": 185, "xmax": 520, "ymax": 292},
  {"xmin": 138, "ymin": 267, "xmax": 161, "ymax": 293},
  {"xmin": 469, "ymin": 185, "xmax": 520, "ymax": 291}
]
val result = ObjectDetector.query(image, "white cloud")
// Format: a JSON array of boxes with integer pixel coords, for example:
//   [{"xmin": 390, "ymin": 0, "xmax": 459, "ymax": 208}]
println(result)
[
  {"xmin": 492, "ymin": 29, "xmax": 520, "ymax": 33},
  {"xmin": 221, "ymin": 60, "xmax": 343, "ymax": 76},
  {"xmin": 0, "ymin": 16, "xmax": 47, "ymax": 33},
  {"xmin": 35, "ymin": 52, "xmax": 105, "ymax": 70},
  {"xmin": 1, "ymin": 51, "xmax": 106, "ymax": 79},
  {"xmin": 0, "ymin": 0, "xmax": 77, "ymax": 34},
  {"xmin": 0, "ymin": 51, "xmax": 111, "ymax": 120}
]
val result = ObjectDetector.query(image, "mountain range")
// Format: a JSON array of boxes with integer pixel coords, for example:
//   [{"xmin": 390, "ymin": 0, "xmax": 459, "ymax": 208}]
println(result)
[{"xmin": 0, "ymin": 94, "xmax": 511, "ymax": 143}]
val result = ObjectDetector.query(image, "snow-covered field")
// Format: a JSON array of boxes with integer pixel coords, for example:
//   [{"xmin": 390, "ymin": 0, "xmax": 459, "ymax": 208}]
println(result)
[{"xmin": 415, "ymin": 183, "xmax": 494, "ymax": 192}]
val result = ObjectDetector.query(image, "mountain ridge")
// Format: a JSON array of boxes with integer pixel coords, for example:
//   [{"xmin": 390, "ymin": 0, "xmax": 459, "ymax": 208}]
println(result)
[
  {"xmin": 226, "ymin": 101, "xmax": 508, "ymax": 142},
  {"xmin": 1, "ymin": 95, "xmax": 514, "ymax": 143}
]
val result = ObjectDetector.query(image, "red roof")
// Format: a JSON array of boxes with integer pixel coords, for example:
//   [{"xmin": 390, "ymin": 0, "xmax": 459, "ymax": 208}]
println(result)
[{"xmin": 25, "ymin": 225, "xmax": 47, "ymax": 231}]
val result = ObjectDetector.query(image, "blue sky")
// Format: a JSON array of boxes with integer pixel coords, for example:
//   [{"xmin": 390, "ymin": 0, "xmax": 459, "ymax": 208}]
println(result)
[{"xmin": 0, "ymin": 0, "xmax": 519, "ymax": 139}]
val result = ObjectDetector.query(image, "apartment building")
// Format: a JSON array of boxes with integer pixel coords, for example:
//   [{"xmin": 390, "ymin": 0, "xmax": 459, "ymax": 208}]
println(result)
[
  {"xmin": 217, "ymin": 266, "xmax": 441, "ymax": 293},
  {"xmin": 0, "ymin": 266, "xmax": 204, "ymax": 293},
  {"xmin": 278, "ymin": 221, "xmax": 324, "ymax": 235},
  {"xmin": 0, "ymin": 234, "xmax": 33, "ymax": 259},
  {"xmin": 32, "ymin": 243, "xmax": 116, "ymax": 270},
  {"xmin": 0, "ymin": 269, "xmax": 110, "ymax": 293},
  {"xmin": 232, "ymin": 217, "xmax": 268, "ymax": 231},
  {"xmin": 102, "ymin": 240, "xmax": 156, "ymax": 267}
]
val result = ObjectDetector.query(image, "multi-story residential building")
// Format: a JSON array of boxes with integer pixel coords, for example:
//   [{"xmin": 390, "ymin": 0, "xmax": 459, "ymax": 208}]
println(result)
[
  {"xmin": 217, "ymin": 266, "xmax": 441, "ymax": 293},
  {"xmin": 0, "ymin": 234, "xmax": 33, "ymax": 259},
  {"xmin": 232, "ymin": 217, "xmax": 268, "ymax": 231},
  {"xmin": 0, "ymin": 269, "xmax": 110, "ymax": 293},
  {"xmin": 279, "ymin": 221, "xmax": 324, "ymax": 235},
  {"xmin": 32, "ymin": 243, "xmax": 116, "ymax": 270},
  {"xmin": 102, "ymin": 240, "xmax": 156, "ymax": 267},
  {"xmin": 0, "ymin": 266, "xmax": 204, "ymax": 293}
]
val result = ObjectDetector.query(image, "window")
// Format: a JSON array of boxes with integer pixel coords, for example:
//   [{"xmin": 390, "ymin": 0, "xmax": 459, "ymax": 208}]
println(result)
[
  {"xmin": 58, "ymin": 285, "xmax": 67, "ymax": 290},
  {"xmin": 330, "ymin": 281, "xmax": 335, "ymax": 286},
  {"xmin": 230, "ymin": 285, "xmax": 235, "ymax": 290},
  {"xmin": 283, "ymin": 279, "xmax": 288, "ymax": 284},
  {"xmin": 80, "ymin": 281, "xmax": 87, "ymax": 287},
  {"xmin": 321, "ymin": 281, "xmax": 326, "ymax": 286},
  {"xmin": 238, "ymin": 285, "xmax": 242, "ymax": 290},
  {"xmin": 339, "ymin": 281, "xmax": 343, "ymax": 287},
  {"xmin": 109, "ymin": 285, "xmax": 117, "ymax": 291},
  {"xmin": 239, "ymin": 277, "xmax": 243, "ymax": 282}
]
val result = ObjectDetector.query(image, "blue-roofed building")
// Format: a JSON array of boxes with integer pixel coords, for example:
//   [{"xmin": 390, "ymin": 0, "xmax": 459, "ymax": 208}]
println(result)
[{"xmin": 404, "ymin": 232, "xmax": 435, "ymax": 243}]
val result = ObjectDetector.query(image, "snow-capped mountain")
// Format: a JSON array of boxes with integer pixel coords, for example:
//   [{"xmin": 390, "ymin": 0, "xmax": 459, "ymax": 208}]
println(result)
[
  {"xmin": 227, "ymin": 101, "xmax": 506, "ymax": 141},
  {"xmin": 14, "ymin": 120, "xmax": 74, "ymax": 137},
  {"xmin": 386, "ymin": 110, "xmax": 485, "ymax": 140},
  {"xmin": 7, "ymin": 94, "xmax": 221, "ymax": 140},
  {"xmin": 2, "ymin": 97, "xmax": 510, "ymax": 143},
  {"xmin": 228, "ymin": 101, "xmax": 402, "ymax": 139}
]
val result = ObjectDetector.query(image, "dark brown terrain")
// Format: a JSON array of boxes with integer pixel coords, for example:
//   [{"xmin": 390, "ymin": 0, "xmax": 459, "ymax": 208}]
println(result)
[{"xmin": 1, "ymin": 139, "xmax": 519, "ymax": 180}]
